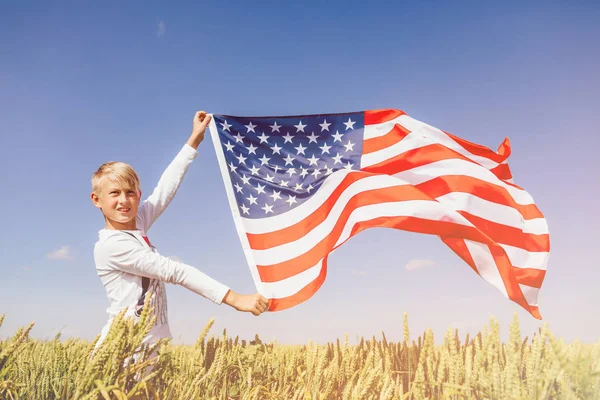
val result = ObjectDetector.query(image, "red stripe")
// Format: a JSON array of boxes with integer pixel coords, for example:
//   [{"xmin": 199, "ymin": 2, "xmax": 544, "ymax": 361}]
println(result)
[
  {"xmin": 268, "ymin": 259, "xmax": 328, "ymax": 311},
  {"xmin": 490, "ymin": 163, "xmax": 513, "ymax": 181},
  {"xmin": 512, "ymin": 267, "xmax": 546, "ymax": 288},
  {"xmin": 364, "ymin": 109, "xmax": 406, "ymax": 125},
  {"xmin": 445, "ymin": 132, "xmax": 512, "ymax": 164},
  {"xmin": 257, "ymin": 214, "xmax": 509, "ymax": 283},
  {"xmin": 363, "ymin": 123, "xmax": 411, "ymax": 154},
  {"xmin": 458, "ymin": 212, "xmax": 549, "ymax": 252},
  {"xmin": 362, "ymin": 143, "xmax": 539, "ymax": 213},
  {"xmin": 415, "ymin": 176, "xmax": 544, "ymax": 220}
]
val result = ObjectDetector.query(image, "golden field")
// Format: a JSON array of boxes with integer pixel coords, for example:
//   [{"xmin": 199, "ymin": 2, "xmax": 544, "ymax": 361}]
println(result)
[{"xmin": 1, "ymin": 296, "xmax": 598, "ymax": 399}]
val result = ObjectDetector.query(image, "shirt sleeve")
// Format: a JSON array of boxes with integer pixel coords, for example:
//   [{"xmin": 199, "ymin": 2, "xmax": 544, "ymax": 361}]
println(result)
[
  {"xmin": 136, "ymin": 144, "xmax": 198, "ymax": 233},
  {"xmin": 98, "ymin": 233, "xmax": 230, "ymax": 305}
]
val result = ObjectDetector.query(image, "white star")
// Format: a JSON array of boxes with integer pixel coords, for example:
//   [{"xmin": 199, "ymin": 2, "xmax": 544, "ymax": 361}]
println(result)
[
  {"xmin": 261, "ymin": 203, "xmax": 274, "ymax": 214},
  {"xmin": 287, "ymin": 168, "xmax": 297, "ymax": 177},
  {"xmin": 246, "ymin": 143, "xmax": 257, "ymax": 155},
  {"xmin": 247, "ymin": 194, "xmax": 258, "ymax": 205},
  {"xmin": 265, "ymin": 174, "xmax": 275, "ymax": 183},
  {"xmin": 269, "ymin": 190, "xmax": 282, "ymax": 202},
  {"xmin": 273, "ymin": 164, "xmax": 281, "ymax": 173},
  {"xmin": 279, "ymin": 180, "xmax": 289, "ymax": 187},
  {"xmin": 234, "ymin": 183, "xmax": 244, "ymax": 193},
  {"xmin": 224, "ymin": 141, "xmax": 235, "ymax": 152},
  {"xmin": 241, "ymin": 174, "xmax": 251, "ymax": 185},
  {"xmin": 299, "ymin": 167, "xmax": 309, "ymax": 178},
  {"xmin": 307, "ymin": 132, "xmax": 319, "ymax": 144},
  {"xmin": 325, "ymin": 166, "xmax": 334, "ymax": 175},
  {"xmin": 283, "ymin": 154, "xmax": 295, "ymax": 166},
  {"xmin": 344, "ymin": 161, "xmax": 354, "ymax": 170},
  {"xmin": 294, "ymin": 121, "xmax": 307, "ymax": 133},
  {"xmin": 332, "ymin": 131, "xmax": 343, "ymax": 142},
  {"xmin": 234, "ymin": 133, "xmax": 244, "ymax": 144},
  {"xmin": 249, "ymin": 165, "xmax": 260, "ymax": 175},
  {"xmin": 255, "ymin": 183, "xmax": 266, "ymax": 195},
  {"xmin": 332, "ymin": 153, "xmax": 343, "ymax": 165},
  {"xmin": 311, "ymin": 169, "xmax": 321, "ymax": 178},
  {"xmin": 220, "ymin": 120, "xmax": 232, "ymax": 132},
  {"xmin": 259, "ymin": 154, "xmax": 271, "ymax": 166},
  {"xmin": 319, "ymin": 143, "xmax": 332, "ymax": 154},
  {"xmin": 307, "ymin": 154, "xmax": 320, "ymax": 166},
  {"xmin": 294, "ymin": 183, "xmax": 303, "ymax": 191},
  {"xmin": 245, "ymin": 122, "xmax": 257, "ymax": 133},
  {"xmin": 236, "ymin": 153, "xmax": 247, "ymax": 165},
  {"xmin": 306, "ymin": 184, "xmax": 314, "ymax": 193},
  {"xmin": 269, "ymin": 122, "xmax": 281, "ymax": 132},
  {"xmin": 258, "ymin": 132, "xmax": 270, "ymax": 144},
  {"xmin": 319, "ymin": 119, "xmax": 331, "ymax": 132},
  {"xmin": 286, "ymin": 195, "xmax": 298, "ymax": 206},
  {"xmin": 294, "ymin": 143, "xmax": 307, "ymax": 155},
  {"xmin": 270, "ymin": 143, "xmax": 282, "ymax": 154},
  {"xmin": 282, "ymin": 132, "xmax": 294, "ymax": 143},
  {"xmin": 240, "ymin": 204, "xmax": 250, "ymax": 215},
  {"xmin": 343, "ymin": 118, "xmax": 356, "ymax": 131},
  {"xmin": 228, "ymin": 162, "xmax": 237, "ymax": 172},
  {"xmin": 343, "ymin": 140, "xmax": 355, "ymax": 152}
]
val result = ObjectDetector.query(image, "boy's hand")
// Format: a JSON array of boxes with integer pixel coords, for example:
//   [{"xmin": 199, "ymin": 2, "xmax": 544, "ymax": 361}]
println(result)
[
  {"xmin": 223, "ymin": 290, "xmax": 270, "ymax": 316},
  {"xmin": 187, "ymin": 111, "xmax": 212, "ymax": 149}
]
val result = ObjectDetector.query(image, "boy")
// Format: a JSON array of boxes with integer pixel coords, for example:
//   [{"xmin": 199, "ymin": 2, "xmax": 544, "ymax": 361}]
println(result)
[{"xmin": 90, "ymin": 111, "xmax": 268, "ymax": 348}]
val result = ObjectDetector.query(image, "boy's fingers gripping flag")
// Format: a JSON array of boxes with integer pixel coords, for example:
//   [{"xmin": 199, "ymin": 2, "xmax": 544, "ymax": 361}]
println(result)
[{"xmin": 207, "ymin": 109, "xmax": 550, "ymax": 319}]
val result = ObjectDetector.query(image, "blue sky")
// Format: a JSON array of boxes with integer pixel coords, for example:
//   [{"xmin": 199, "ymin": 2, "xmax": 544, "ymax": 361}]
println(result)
[{"xmin": 1, "ymin": 0, "xmax": 599, "ymax": 345}]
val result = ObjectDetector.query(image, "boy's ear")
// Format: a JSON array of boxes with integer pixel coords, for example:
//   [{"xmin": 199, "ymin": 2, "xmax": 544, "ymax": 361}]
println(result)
[{"xmin": 90, "ymin": 192, "xmax": 101, "ymax": 209}]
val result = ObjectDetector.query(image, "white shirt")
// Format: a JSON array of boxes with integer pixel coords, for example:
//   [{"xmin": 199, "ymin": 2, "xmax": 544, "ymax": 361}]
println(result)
[{"xmin": 93, "ymin": 144, "xmax": 230, "ymax": 347}]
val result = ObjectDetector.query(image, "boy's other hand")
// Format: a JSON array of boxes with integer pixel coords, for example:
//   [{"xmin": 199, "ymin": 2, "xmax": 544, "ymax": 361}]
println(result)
[
  {"xmin": 187, "ymin": 111, "xmax": 212, "ymax": 149},
  {"xmin": 223, "ymin": 290, "xmax": 270, "ymax": 316}
]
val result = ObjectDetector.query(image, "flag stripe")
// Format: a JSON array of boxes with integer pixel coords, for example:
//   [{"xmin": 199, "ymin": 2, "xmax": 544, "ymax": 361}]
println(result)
[
  {"xmin": 260, "ymin": 260, "xmax": 325, "ymax": 299},
  {"xmin": 444, "ymin": 131, "xmax": 511, "ymax": 163},
  {"xmin": 267, "ymin": 259, "xmax": 328, "ymax": 311},
  {"xmin": 364, "ymin": 151, "xmax": 534, "ymax": 204},
  {"xmin": 364, "ymin": 115, "xmax": 508, "ymax": 172},
  {"xmin": 364, "ymin": 109, "xmax": 406, "ymax": 125},
  {"xmin": 363, "ymin": 123, "xmax": 411, "ymax": 154}
]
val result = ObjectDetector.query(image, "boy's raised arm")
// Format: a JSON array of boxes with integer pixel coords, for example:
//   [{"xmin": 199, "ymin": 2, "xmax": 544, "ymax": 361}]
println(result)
[{"xmin": 137, "ymin": 111, "xmax": 211, "ymax": 232}]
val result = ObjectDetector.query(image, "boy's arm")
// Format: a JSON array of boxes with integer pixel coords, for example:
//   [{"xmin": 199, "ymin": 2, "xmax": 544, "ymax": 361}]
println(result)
[
  {"xmin": 99, "ymin": 233, "xmax": 269, "ymax": 314},
  {"xmin": 137, "ymin": 111, "xmax": 211, "ymax": 233}
]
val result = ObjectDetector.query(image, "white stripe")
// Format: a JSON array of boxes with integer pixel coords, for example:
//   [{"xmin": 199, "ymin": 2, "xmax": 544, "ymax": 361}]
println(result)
[
  {"xmin": 260, "ymin": 260, "xmax": 324, "ymax": 299},
  {"xmin": 465, "ymin": 239, "xmax": 509, "ymax": 298},
  {"xmin": 435, "ymin": 192, "xmax": 549, "ymax": 235},
  {"xmin": 500, "ymin": 244, "xmax": 549, "ymax": 271},
  {"xmin": 363, "ymin": 115, "xmax": 406, "ymax": 139},
  {"xmin": 360, "ymin": 129, "xmax": 424, "ymax": 168},
  {"xmin": 243, "ymin": 158, "xmax": 536, "ymax": 235},
  {"xmin": 363, "ymin": 115, "xmax": 505, "ymax": 172},
  {"xmin": 519, "ymin": 284, "xmax": 539, "ymax": 306},
  {"xmin": 253, "ymin": 199, "xmax": 473, "ymax": 266}
]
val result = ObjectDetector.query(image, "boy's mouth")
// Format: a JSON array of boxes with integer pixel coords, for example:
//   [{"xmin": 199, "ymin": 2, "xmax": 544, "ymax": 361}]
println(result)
[{"xmin": 117, "ymin": 207, "xmax": 131, "ymax": 213}]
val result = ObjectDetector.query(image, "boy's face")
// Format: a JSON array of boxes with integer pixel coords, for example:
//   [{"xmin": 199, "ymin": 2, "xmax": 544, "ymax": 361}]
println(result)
[{"xmin": 91, "ymin": 180, "xmax": 141, "ymax": 230}]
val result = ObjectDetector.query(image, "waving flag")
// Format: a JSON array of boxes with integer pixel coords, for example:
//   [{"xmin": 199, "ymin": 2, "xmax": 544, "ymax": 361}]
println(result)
[{"xmin": 208, "ymin": 109, "xmax": 549, "ymax": 319}]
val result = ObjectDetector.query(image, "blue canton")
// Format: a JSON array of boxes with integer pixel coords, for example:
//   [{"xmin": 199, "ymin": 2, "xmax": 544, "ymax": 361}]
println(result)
[{"xmin": 213, "ymin": 113, "xmax": 364, "ymax": 219}]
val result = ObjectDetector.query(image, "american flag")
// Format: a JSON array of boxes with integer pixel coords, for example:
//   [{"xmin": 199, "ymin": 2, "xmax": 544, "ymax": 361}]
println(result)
[{"xmin": 208, "ymin": 109, "xmax": 549, "ymax": 319}]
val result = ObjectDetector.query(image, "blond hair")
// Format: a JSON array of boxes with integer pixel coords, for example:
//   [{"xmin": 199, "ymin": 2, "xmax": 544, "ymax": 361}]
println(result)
[{"xmin": 91, "ymin": 161, "xmax": 141, "ymax": 195}]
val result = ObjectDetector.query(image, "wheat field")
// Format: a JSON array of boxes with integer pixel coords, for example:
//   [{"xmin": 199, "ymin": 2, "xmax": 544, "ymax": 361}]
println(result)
[{"xmin": 1, "ymin": 296, "xmax": 598, "ymax": 399}]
